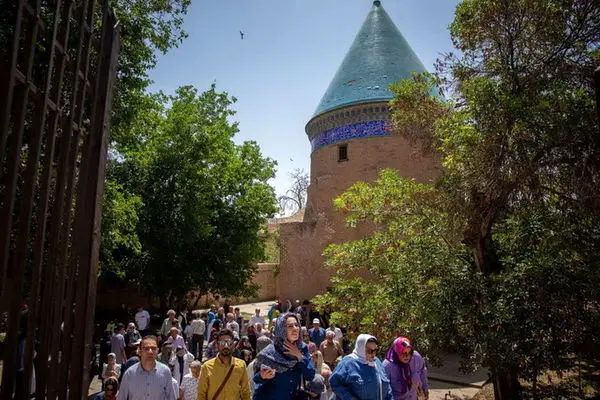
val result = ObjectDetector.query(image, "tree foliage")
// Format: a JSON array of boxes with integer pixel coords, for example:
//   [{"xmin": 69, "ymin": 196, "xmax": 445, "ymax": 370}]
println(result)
[
  {"xmin": 315, "ymin": 0, "xmax": 600, "ymax": 398},
  {"xmin": 114, "ymin": 85, "xmax": 278, "ymax": 307},
  {"xmin": 100, "ymin": 0, "xmax": 190, "ymax": 278}
]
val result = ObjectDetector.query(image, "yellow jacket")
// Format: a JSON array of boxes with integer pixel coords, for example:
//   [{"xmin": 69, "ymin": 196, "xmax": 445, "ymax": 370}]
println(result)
[{"xmin": 197, "ymin": 355, "xmax": 250, "ymax": 400}]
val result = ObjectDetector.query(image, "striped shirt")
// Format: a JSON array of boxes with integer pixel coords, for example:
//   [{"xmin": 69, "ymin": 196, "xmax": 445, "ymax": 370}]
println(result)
[{"xmin": 117, "ymin": 362, "xmax": 177, "ymax": 400}]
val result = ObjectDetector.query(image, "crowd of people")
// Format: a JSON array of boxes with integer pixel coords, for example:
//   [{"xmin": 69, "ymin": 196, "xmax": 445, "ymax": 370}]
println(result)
[{"xmin": 93, "ymin": 298, "xmax": 429, "ymax": 400}]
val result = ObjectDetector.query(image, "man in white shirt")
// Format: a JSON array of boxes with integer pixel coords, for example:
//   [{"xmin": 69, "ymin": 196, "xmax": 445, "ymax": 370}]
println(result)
[
  {"xmin": 325, "ymin": 322, "xmax": 343, "ymax": 344},
  {"xmin": 189, "ymin": 311, "xmax": 206, "ymax": 360},
  {"xmin": 225, "ymin": 313, "xmax": 240, "ymax": 339},
  {"xmin": 134, "ymin": 306, "xmax": 151, "ymax": 336},
  {"xmin": 248, "ymin": 308, "xmax": 266, "ymax": 328}
]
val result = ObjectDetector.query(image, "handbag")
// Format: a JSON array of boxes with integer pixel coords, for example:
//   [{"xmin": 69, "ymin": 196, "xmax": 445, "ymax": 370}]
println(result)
[{"xmin": 211, "ymin": 364, "xmax": 235, "ymax": 400}]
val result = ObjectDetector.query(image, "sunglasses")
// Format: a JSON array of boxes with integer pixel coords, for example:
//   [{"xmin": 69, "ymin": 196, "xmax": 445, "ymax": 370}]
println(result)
[
  {"xmin": 218, "ymin": 340, "xmax": 234, "ymax": 346},
  {"xmin": 366, "ymin": 347, "xmax": 378, "ymax": 355}
]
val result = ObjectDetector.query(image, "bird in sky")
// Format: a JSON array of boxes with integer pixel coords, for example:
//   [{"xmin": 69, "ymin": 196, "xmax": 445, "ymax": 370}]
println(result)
[{"xmin": 240, "ymin": 30, "xmax": 245, "ymax": 40}]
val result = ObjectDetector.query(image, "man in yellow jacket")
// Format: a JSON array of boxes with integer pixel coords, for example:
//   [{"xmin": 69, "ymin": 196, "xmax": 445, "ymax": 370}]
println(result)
[{"xmin": 198, "ymin": 328, "xmax": 250, "ymax": 400}]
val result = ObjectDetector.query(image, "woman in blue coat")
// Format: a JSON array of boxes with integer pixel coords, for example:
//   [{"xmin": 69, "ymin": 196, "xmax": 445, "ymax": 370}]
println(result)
[
  {"xmin": 253, "ymin": 312, "xmax": 316, "ymax": 399},
  {"xmin": 330, "ymin": 334, "xmax": 392, "ymax": 400}
]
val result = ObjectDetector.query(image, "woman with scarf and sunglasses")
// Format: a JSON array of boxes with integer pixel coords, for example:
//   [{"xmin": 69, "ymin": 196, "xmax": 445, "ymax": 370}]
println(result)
[
  {"xmin": 382, "ymin": 336, "xmax": 429, "ymax": 400},
  {"xmin": 253, "ymin": 312, "xmax": 316, "ymax": 399},
  {"xmin": 330, "ymin": 334, "xmax": 392, "ymax": 400}
]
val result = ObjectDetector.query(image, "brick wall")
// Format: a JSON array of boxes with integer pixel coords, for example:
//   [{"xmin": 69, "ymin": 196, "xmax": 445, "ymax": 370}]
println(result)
[{"xmin": 278, "ymin": 134, "xmax": 441, "ymax": 301}]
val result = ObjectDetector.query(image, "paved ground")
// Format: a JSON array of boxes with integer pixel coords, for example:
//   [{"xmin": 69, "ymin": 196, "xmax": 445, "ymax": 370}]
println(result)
[{"xmin": 89, "ymin": 299, "xmax": 487, "ymax": 399}]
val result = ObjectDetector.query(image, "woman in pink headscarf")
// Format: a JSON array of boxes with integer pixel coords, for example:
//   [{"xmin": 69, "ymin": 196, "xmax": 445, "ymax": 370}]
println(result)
[{"xmin": 382, "ymin": 336, "xmax": 429, "ymax": 400}]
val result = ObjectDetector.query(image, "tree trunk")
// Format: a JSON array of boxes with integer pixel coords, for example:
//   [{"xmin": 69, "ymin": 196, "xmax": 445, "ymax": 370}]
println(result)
[
  {"xmin": 191, "ymin": 292, "xmax": 204, "ymax": 309},
  {"xmin": 492, "ymin": 366, "xmax": 521, "ymax": 400},
  {"xmin": 159, "ymin": 293, "xmax": 168, "ymax": 315}
]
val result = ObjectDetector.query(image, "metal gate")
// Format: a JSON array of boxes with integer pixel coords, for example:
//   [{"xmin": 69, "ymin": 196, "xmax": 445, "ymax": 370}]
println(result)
[{"xmin": 0, "ymin": 0, "xmax": 119, "ymax": 398}]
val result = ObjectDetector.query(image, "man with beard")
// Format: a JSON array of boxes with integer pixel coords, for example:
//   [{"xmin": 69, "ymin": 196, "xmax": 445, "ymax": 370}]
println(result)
[{"xmin": 198, "ymin": 329, "xmax": 250, "ymax": 400}]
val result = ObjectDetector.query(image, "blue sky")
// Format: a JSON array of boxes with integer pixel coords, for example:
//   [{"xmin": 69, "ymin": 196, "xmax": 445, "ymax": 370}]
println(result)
[{"xmin": 149, "ymin": 0, "xmax": 460, "ymax": 197}]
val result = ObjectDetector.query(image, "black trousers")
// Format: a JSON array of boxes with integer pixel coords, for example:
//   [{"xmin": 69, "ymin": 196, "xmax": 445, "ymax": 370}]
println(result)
[{"xmin": 191, "ymin": 334, "xmax": 204, "ymax": 360}]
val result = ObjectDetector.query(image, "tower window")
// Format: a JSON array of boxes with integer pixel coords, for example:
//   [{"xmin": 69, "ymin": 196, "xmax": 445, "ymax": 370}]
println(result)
[{"xmin": 338, "ymin": 144, "xmax": 348, "ymax": 162}]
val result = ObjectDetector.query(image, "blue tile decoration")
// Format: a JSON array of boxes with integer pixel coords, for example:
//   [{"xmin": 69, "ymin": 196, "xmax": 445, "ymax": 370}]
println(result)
[
  {"xmin": 311, "ymin": 120, "xmax": 389, "ymax": 152},
  {"xmin": 312, "ymin": 1, "xmax": 427, "ymax": 117}
]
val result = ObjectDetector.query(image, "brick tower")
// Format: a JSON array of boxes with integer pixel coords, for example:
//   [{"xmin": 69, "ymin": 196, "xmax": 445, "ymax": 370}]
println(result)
[{"xmin": 277, "ymin": 1, "xmax": 440, "ymax": 301}]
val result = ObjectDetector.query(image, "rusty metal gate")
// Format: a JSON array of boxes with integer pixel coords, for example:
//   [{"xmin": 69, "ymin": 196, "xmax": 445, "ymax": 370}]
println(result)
[{"xmin": 0, "ymin": 0, "xmax": 119, "ymax": 398}]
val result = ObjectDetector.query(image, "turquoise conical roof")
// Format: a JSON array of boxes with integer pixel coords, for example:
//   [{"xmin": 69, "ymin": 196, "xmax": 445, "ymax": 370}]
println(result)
[{"xmin": 313, "ymin": 1, "xmax": 427, "ymax": 117}]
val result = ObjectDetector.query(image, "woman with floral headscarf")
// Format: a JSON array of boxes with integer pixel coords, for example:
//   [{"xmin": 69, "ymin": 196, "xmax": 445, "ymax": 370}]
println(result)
[
  {"xmin": 253, "ymin": 312, "xmax": 316, "ymax": 399},
  {"xmin": 330, "ymin": 334, "xmax": 392, "ymax": 400},
  {"xmin": 382, "ymin": 336, "xmax": 429, "ymax": 400}
]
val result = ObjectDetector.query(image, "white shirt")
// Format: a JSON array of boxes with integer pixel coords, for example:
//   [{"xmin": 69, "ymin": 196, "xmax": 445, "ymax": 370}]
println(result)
[
  {"xmin": 171, "ymin": 378, "xmax": 179, "ymax": 397},
  {"xmin": 179, "ymin": 373, "xmax": 199, "ymax": 400},
  {"xmin": 190, "ymin": 318, "xmax": 205, "ymax": 335},
  {"xmin": 135, "ymin": 310, "xmax": 151, "ymax": 330},
  {"xmin": 326, "ymin": 327, "xmax": 343, "ymax": 342},
  {"xmin": 248, "ymin": 315, "xmax": 266, "ymax": 327},
  {"xmin": 225, "ymin": 321, "xmax": 240, "ymax": 338}
]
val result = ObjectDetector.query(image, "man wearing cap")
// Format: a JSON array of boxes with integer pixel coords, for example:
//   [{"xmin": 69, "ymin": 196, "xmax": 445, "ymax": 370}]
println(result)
[
  {"xmin": 309, "ymin": 319, "xmax": 326, "ymax": 348},
  {"xmin": 118, "ymin": 335, "xmax": 176, "ymax": 400}
]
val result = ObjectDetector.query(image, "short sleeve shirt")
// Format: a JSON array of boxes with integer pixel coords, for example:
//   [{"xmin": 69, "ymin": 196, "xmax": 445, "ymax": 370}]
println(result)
[{"xmin": 179, "ymin": 374, "xmax": 199, "ymax": 400}]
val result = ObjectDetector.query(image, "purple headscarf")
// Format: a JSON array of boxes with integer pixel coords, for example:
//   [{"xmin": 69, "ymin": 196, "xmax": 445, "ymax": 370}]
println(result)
[{"xmin": 386, "ymin": 336, "xmax": 413, "ymax": 393}]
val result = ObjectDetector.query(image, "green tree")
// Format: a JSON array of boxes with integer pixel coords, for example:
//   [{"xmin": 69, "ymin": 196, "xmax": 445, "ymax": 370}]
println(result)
[
  {"xmin": 100, "ymin": 0, "xmax": 191, "ymax": 275},
  {"xmin": 315, "ymin": 0, "xmax": 600, "ymax": 398},
  {"xmin": 122, "ymin": 85, "xmax": 277, "ymax": 309}
]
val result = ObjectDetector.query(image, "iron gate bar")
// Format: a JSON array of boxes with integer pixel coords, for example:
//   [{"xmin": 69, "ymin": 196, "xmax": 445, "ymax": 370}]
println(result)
[
  {"xmin": 0, "ymin": 0, "xmax": 46, "ymax": 395},
  {"xmin": 24, "ymin": 0, "xmax": 71, "ymax": 392},
  {"xmin": 0, "ymin": 0, "xmax": 25, "ymax": 162},
  {"xmin": 20, "ymin": 0, "xmax": 71, "ymax": 392},
  {"xmin": 0, "ymin": 0, "xmax": 34, "ymax": 307},
  {"xmin": 70, "ymin": 2, "xmax": 120, "ymax": 395},
  {"xmin": 43, "ymin": 1, "xmax": 96, "ymax": 396},
  {"xmin": 0, "ymin": 0, "xmax": 119, "ymax": 396}
]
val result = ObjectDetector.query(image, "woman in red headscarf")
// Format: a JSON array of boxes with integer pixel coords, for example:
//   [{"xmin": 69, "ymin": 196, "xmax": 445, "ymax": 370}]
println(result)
[{"xmin": 382, "ymin": 336, "xmax": 429, "ymax": 400}]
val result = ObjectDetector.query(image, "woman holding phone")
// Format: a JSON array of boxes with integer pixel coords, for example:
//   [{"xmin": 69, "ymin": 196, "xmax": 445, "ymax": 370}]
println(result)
[{"xmin": 253, "ymin": 312, "xmax": 316, "ymax": 399}]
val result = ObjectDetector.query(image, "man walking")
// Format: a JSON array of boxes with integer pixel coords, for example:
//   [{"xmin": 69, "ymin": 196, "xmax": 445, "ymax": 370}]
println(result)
[
  {"xmin": 309, "ymin": 319, "xmax": 326, "ymax": 347},
  {"xmin": 248, "ymin": 308, "xmax": 266, "ymax": 328},
  {"xmin": 118, "ymin": 336, "xmax": 177, "ymax": 400},
  {"xmin": 134, "ymin": 306, "xmax": 151, "ymax": 337},
  {"xmin": 110, "ymin": 324, "xmax": 127, "ymax": 364},
  {"xmin": 198, "ymin": 329, "xmax": 250, "ymax": 400},
  {"xmin": 320, "ymin": 331, "xmax": 343, "ymax": 369},
  {"xmin": 225, "ymin": 313, "xmax": 240, "ymax": 339},
  {"xmin": 189, "ymin": 311, "xmax": 206, "ymax": 360}
]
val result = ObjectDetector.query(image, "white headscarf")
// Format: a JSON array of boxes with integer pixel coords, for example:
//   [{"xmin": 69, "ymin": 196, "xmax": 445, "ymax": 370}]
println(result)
[{"xmin": 350, "ymin": 334, "xmax": 377, "ymax": 367}]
